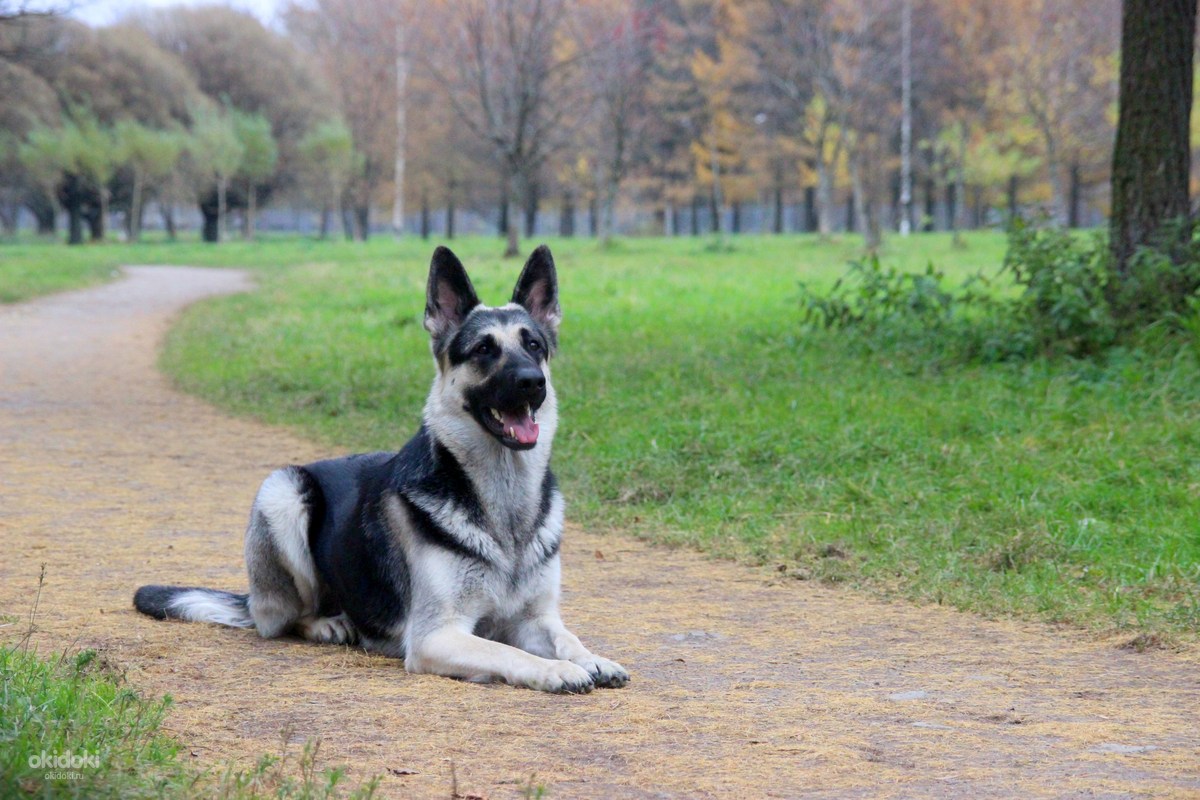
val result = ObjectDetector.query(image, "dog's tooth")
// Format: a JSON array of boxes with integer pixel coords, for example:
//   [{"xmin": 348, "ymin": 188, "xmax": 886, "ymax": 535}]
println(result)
[{"xmin": 490, "ymin": 408, "xmax": 502, "ymax": 422}]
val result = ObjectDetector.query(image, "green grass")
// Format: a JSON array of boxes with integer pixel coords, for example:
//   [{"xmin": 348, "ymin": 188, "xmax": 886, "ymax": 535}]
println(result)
[
  {"xmin": 3, "ymin": 232, "xmax": 1198, "ymax": 642},
  {"xmin": 1, "ymin": 639, "xmax": 378, "ymax": 798}
]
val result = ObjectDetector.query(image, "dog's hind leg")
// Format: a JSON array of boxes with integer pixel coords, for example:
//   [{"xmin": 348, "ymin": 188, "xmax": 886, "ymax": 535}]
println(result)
[{"xmin": 245, "ymin": 467, "xmax": 359, "ymax": 645}]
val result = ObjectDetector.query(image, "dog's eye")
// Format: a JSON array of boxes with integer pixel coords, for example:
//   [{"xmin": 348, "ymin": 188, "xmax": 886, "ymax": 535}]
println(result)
[
  {"xmin": 474, "ymin": 341, "xmax": 493, "ymax": 357},
  {"xmin": 527, "ymin": 340, "xmax": 541, "ymax": 352}
]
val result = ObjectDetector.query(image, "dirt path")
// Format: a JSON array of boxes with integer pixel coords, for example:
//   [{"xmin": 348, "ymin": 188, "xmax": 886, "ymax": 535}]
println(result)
[{"xmin": 1, "ymin": 267, "xmax": 1198, "ymax": 799}]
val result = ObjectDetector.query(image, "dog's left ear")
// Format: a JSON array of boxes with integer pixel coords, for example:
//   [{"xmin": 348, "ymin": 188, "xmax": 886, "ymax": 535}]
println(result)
[{"xmin": 512, "ymin": 244, "xmax": 561, "ymax": 337}]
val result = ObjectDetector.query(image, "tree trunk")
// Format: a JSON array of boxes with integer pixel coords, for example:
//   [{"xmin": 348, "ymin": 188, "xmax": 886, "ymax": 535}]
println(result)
[
  {"xmin": 523, "ymin": 180, "xmax": 538, "ymax": 239},
  {"xmin": 319, "ymin": 205, "xmax": 330, "ymax": 239},
  {"xmin": 804, "ymin": 186, "xmax": 817, "ymax": 233},
  {"xmin": 129, "ymin": 170, "xmax": 144, "ymax": 242},
  {"xmin": 1007, "ymin": 175, "xmax": 1019, "ymax": 225},
  {"xmin": 355, "ymin": 205, "xmax": 370, "ymax": 241},
  {"xmin": 773, "ymin": 183, "xmax": 784, "ymax": 234},
  {"xmin": 588, "ymin": 196, "xmax": 599, "ymax": 237},
  {"xmin": 341, "ymin": 206, "xmax": 354, "ymax": 240},
  {"xmin": 201, "ymin": 207, "xmax": 219, "ymax": 243},
  {"xmin": 954, "ymin": 125, "xmax": 968, "ymax": 236},
  {"xmin": 1109, "ymin": 0, "xmax": 1197, "ymax": 304},
  {"xmin": 600, "ymin": 181, "xmax": 618, "ymax": 245},
  {"xmin": 691, "ymin": 195, "xmax": 701, "ymax": 236},
  {"xmin": 446, "ymin": 183, "xmax": 456, "ymax": 239},
  {"xmin": 731, "ymin": 201, "xmax": 741, "ymax": 234},
  {"xmin": 392, "ymin": 28, "xmax": 408, "ymax": 239},
  {"xmin": 504, "ymin": 171, "xmax": 520, "ymax": 257},
  {"xmin": 816, "ymin": 162, "xmax": 834, "ymax": 236},
  {"xmin": 245, "ymin": 184, "xmax": 257, "ymax": 240},
  {"xmin": 851, "ymin": 157, "xmax": 870, "ymax": 246},
  {"xmin": 216, "ymin": 176, "xmax": 228, "ymax": 243},
  {"xmin": 922, "ymin": 178, "xmax": 935, "ymax": 232},
  {"xmin": 560, "ymin": 191, "xmax": 575, "ymax": 237},
  {"xmin": 162, "ymin": 204, "xmax": 176, "ymax": 241},
  {"xmin": 28, "ymin": 193, "xmax": 56, "ymax": 235},
  {"xmin": 899, "ymin": 0, "xmax": 913, "ymax": 236},
  {"xmin": 665, "ymin": 200, "xmax": 676, "ymax": 236},
  {"xmin": 420, "ymin": 191, "xmax": 430, "ymax": 240},
  {"xmin": 62, "ymin": 176, "xmax": 85, "ymax": 245},
  {"xmin": 1067, "ymin": 163, "xmax": 1082, "ymax": 229}
]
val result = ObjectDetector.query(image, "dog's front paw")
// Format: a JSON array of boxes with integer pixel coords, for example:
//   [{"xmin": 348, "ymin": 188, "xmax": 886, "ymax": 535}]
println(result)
[
  {"xmin": 528, "ymin": 660, "xmax": 595, "ymax": 694},
  {"xmin": 573, "ymin": 655, "xmax": 629, "ymax": 688}
]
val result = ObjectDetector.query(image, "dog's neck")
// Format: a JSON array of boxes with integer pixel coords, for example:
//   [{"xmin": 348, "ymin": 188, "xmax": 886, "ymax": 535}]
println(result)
[{"xmin": 422, "ymin": 388, "xmax": 557, "ymax": 530}]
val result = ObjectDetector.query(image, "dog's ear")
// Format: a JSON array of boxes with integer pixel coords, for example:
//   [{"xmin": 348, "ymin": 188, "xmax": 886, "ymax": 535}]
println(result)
[
  {"xmin": 511, "ymin": 244, "xmax": 561, "ymax": 336},
  {"xmin": 425, "ymin": 246, "xmax": 480, "ymax": 339}
]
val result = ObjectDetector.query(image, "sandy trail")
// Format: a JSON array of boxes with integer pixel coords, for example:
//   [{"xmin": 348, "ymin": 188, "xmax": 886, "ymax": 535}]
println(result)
[{"xmin": 0, "ymin": 267, "xmax": 1197, "ymax": 799}]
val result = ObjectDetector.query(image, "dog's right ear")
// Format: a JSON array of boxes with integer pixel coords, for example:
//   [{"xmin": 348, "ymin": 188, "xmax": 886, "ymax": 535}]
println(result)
[{"xmin": 424, "ymin": 246, "xmax": 480, "ymax": 339}]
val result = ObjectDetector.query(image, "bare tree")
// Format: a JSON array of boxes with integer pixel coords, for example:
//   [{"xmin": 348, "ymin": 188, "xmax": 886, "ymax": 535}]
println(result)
[{"xmin": 425, "ymin": 0, "xmax": 583, "ymax": 256}]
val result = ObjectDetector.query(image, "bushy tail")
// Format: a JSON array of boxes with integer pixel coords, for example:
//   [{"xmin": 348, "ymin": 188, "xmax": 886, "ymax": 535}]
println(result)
[{"xmin": 133, "ymin": 585, "xmax": 253, "ymax": 628}]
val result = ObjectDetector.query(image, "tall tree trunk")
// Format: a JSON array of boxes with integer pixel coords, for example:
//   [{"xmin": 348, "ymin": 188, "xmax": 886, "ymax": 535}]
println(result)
[
  {"xmin": 691, "ymin": 195, "xmax": 701, "ymax": 236},
  {"xmin": 923, "ymin": 178, "xmax": 935, "ymax": 232},
  {"xmin": 851, "ymin": 157, "xmax": 870, "ymax": 245},
  {"xmin": 216, "ymin": 176, "xmax": 227, "ymax": 243},
  {"xmin": 242, "ymin": 184, "xmax": 254, "ymax": 241},
  {"xmin": 162, "ymin": 204, "xmax": 176, "ymax": 241},
  {"xmin": 899, "ymin": 0, "xmax": 913, "ymax": 235},
  {"xmin": 954, "ymin": 126, "xmax": 968, "ymax": 238},
  {"xmin": 29, "ymin": 193, "xmax": 56, "ymax": 235},
  {"xmin": 588, "ymin": 196, "xmax": 599, "ymax": 237},
  {"xmin": 816, "ymin": 163, "xmax": 834, "ymax": 236},
  {"xmin": 504, "ymin": 172, "xmax": 520, "ymax": 257},
  {"xmin": 355, "ymin": 205, "xmax": 370, "ymax": 241},
  {"xmin": 947, "ymin": 183, "xmax": 960, "ymax": 245},
  {"xmin": 392, "ymin": 26, "xmax": 408, "ymax": 239},
  {"xmin": 341, "ymin": 206, "xmax": 354, "ymax": 241},
  {"xmin": 845, "ymin": 192, "xmax": 855, "ymax": 233},
  {"xmin": 420, "ymin": 190, "xmax": 430, "ymax": 240},
  {"xmin": 600, "ymin": 180, "xmax": 618, "ymax": 245},
  {"xmin": 1007, "ymin": 175, "xmax": 1019, "ymax": 225},
  {"xmin": 665, "ymin": 200, "xmax": 676, "ymax": 236},
  {"xmin": 773, "ymin": 182, "xmax": 784, "ymax": 234},
  {"xmin": 523, "ymin": 180, "xmax": 538, "ymax": 239},
  {"xmin": 319, "ymin": 205, "xmax": 330, "ymax": 239},
  {"xmin": 804, "ymin": 186, "xmax": 817, "ymax": 233},
  {"xmin": 1109, "ymin": 0, "xmax": 1197, "ymax": 301},
  {"xmin": 730, "ymin": 201, "xmax": 741, "ymax": 234},
  {"xmin": 129, "ymin": 170, "xmax": 144, "ymax": 242},
  {"xmin": 1067, "ymin": 163, "xmax": 1082, "ymax": 229},
  {"xmin": 560, "ymin": 191, "xmax": 575, "ymax": 237},
  {"xmin": 446, "ymin": 180, "xmax": 456, "ymax": 239}
]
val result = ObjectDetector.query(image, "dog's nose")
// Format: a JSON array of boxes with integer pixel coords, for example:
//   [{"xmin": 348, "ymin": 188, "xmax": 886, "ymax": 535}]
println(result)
[{"xmin": 515, "ymin": 367, "xmax": 546, "ymax": 394}]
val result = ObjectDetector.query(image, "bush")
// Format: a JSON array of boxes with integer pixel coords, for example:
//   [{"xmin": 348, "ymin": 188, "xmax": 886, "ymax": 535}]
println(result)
[{"xmin": 802, "ymin": 219, "xmax": 1200, "ymax": 365}]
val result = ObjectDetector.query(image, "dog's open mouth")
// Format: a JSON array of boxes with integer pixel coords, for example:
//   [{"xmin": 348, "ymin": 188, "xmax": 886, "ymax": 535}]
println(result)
[{"xmin": 481, "ymin": 404, "xmax": 540, "ymax": 448}]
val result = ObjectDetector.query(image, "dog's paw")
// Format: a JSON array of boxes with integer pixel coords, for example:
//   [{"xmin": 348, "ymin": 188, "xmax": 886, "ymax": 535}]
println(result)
[
  {"xmin": 573, "ymin": 655, "xmax": 629, "ymax": 688},
  {"xmin": 528, "ymin": 660, "xmax": 595, "ymax": 694},
  {"xmin": 298, "ymin": 614, "xmax": 358, "ymax": 645}
]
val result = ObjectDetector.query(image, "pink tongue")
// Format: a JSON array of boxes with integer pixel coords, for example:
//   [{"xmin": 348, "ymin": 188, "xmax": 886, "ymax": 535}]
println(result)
[{"xmin": 501, "ymin": 410, "xmax": 539, "ymax": 444}]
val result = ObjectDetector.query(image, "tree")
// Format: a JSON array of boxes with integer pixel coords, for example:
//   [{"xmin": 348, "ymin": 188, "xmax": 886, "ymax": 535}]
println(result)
[
  {"xmin": 1108, "ymin": 0, "xmax": 1196, "ymax": 295},
  {"xmin": 113, "ymin": 120, "xmax": 183, "ymax": 241},
  {"xmin": 426, "ymin": 0, "xmax": 583, "ymax": 257},
  {"xmin": 297, "ymin": 117, "xmax": 360, "ymax": 238},
  {"xmin": 577, "ymin": 0, "xmax": 653, "ymax": 245},
  {"xmin": 284, "ymin": 0, "xmax": 406, "ymax": 241},
  {"xmin": 189, "ymin": 105, "xmax": 244, "ymax": 243},
  {"xmin": 233, "ymin": 111, "xmax": 278, "ymax": 239}
]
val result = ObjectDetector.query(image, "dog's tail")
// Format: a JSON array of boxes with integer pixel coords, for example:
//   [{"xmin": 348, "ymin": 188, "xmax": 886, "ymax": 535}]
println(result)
[{"xmin": 133, "ymin": 585, "xmax": 253, "ymax": 628}]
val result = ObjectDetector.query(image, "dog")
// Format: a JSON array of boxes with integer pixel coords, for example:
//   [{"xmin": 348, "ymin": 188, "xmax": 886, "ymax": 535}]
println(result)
[{"xmin": 134, "ymin": 245, "xmax": 628, "ymax": 693}]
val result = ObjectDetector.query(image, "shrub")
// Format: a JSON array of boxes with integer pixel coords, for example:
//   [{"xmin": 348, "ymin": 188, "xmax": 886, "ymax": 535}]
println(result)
[{"xmin": 802, "ymin": 219, "xmax": 1200, "ymax": 365}]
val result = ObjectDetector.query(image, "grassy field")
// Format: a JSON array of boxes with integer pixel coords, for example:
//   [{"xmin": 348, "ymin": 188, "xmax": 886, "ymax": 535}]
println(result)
[
  {"xmin": 3, "ymin": 232, "xmax": 1198, "ymax": 643},
  {"xmin": 0, "ymin": 639, "xmax": 377, "ymax": 798}
]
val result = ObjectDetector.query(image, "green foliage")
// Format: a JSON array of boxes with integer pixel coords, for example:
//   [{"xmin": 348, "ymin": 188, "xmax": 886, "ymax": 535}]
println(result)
[
  {"xmin": 1, "ymin": 642, "xmax": 379, "ymax": 798},
  {"xmin": 1, "ymin": 644, "xmax": 188, "ymax": 798},
  {"xmin": 804, "ymin": 220, "xmax": 1200, "ymax": 365},
  {"xmin": 115, "ymin": 120, "xmax": 186, "ymax": 182},
  {"xmin": 189, "ymin": 105, "xmax": 244, "ymax": 183},
  {"xmin": 232, "ymin": 111, "xmax": 278, "ymax": 184},
  {"xmin": 1001, "ymin": 221, "xmax": 1116, "ymax": 357}
]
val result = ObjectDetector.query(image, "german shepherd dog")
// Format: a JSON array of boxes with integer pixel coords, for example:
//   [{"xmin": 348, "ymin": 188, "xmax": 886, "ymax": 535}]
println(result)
[{"xmin": 134, "ymin": 245, "xmax": 628, "ymax": 693}]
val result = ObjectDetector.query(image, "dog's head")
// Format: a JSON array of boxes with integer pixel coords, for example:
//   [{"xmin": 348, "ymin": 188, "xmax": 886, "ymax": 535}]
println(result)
[{"xmin": 422, "ymin": 245, "xmax": 561, "ymax": 452}]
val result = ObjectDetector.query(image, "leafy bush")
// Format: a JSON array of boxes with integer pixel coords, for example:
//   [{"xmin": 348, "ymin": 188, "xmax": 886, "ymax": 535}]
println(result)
[{"xmin": 802, "ymin": 219, "xmax": 1200, "ymax": 365}]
